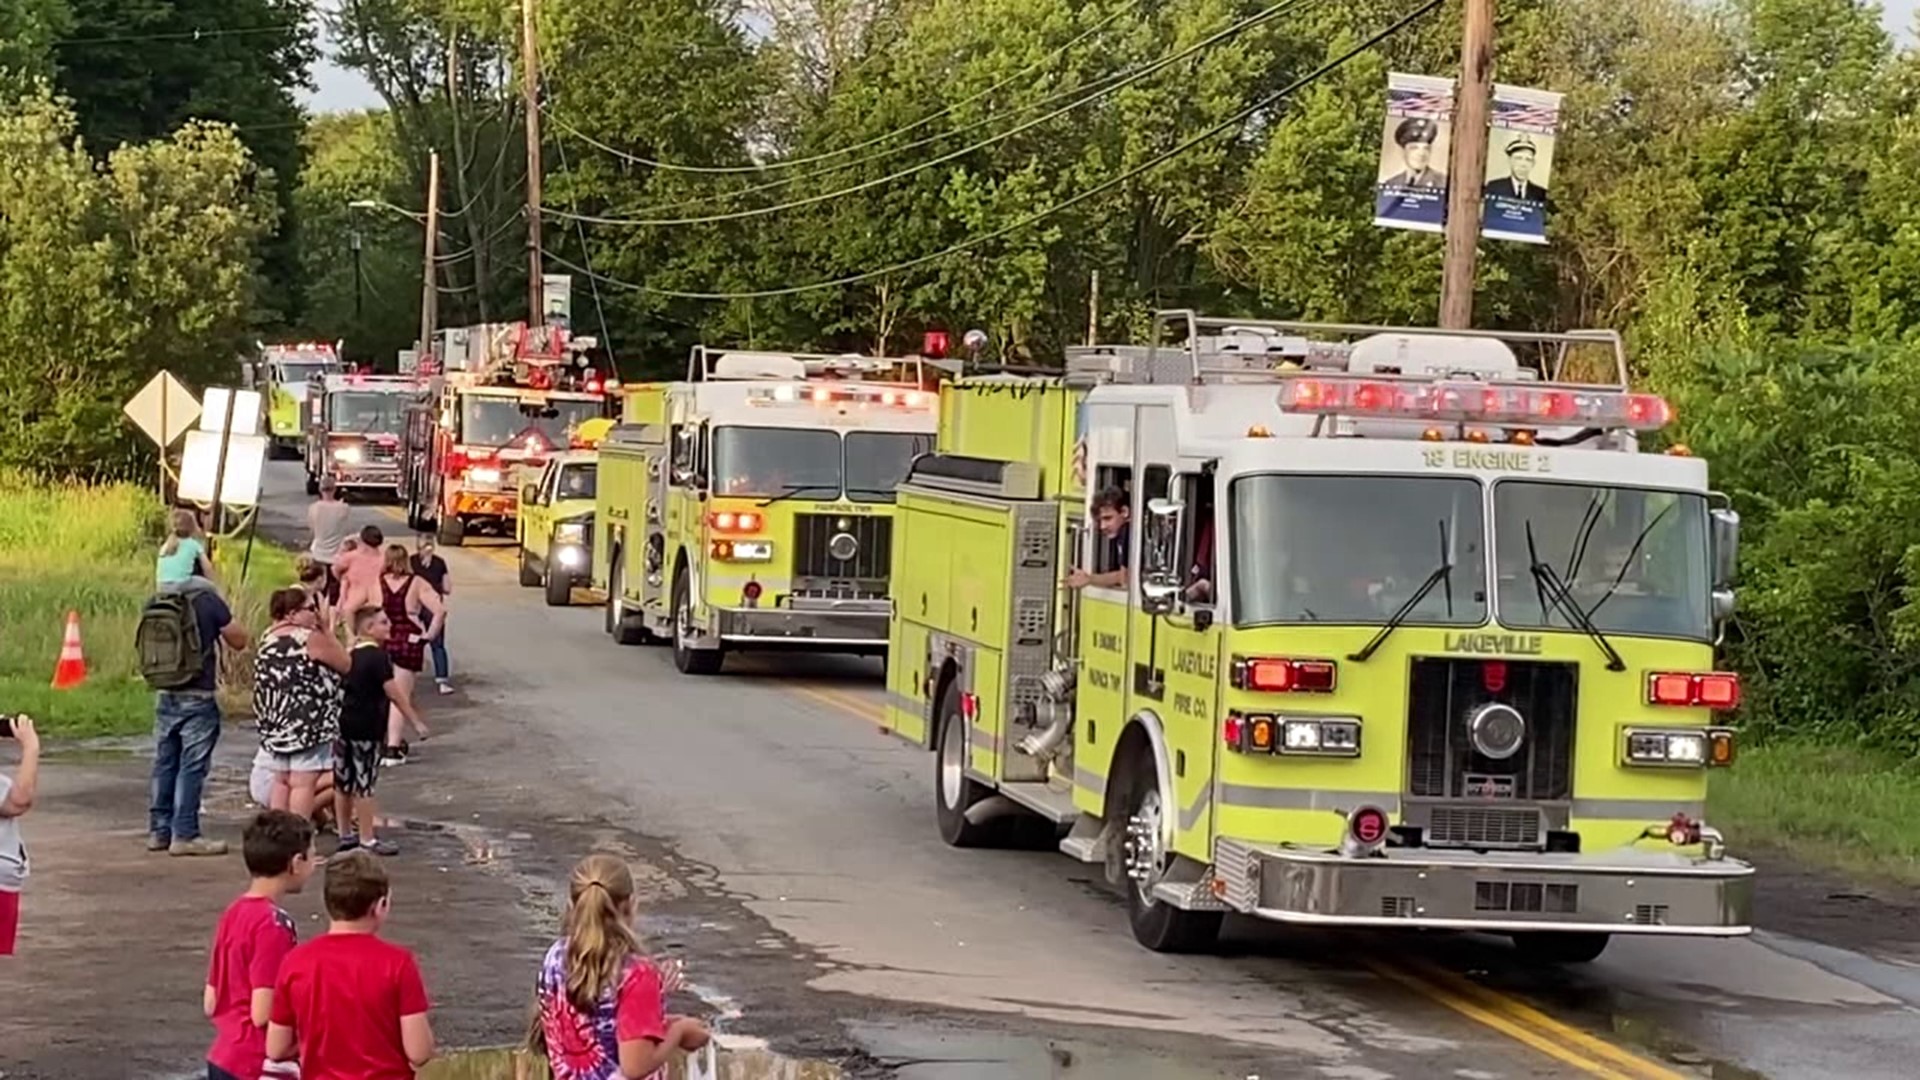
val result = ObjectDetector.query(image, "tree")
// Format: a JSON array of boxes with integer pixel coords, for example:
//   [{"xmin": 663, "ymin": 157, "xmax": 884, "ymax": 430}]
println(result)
[
  {"xmin": 293, "ymin": 111, "xmax": 421, "ymax": 366},
  {"xmin": 0, "ymin": 93, "xmax": 276, "ymax": 478},
  {"xmin": 52, "ymin": 0, "xmax": 319, "ymax": 326}
]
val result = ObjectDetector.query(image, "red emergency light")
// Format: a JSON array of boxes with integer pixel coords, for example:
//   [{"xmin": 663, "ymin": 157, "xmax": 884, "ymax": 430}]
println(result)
[
  {"xmin": 1646, "ymin": 671, "xmax": 1741, "ymax": 710},
  {"xmin": 923, "ymin": 331, "xmax": 949, "ymax": 359},
  {"xmin": 1277, "ymin": 373, "xmax": 1673, "ymax": 432}
]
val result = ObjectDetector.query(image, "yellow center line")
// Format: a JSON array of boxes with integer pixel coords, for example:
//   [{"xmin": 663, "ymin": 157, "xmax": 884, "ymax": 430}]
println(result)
[
  {"xmin": 1365, "ymin": 960, "xmax": 1644, "ymax": 1079},
  {"xmin": 788, "ymin": 683, "xmax": 1684, "ymax": 1080},
  {"xmin": 1405, "ymin": 959, "xmax": 1690, "ymax": 1080}
]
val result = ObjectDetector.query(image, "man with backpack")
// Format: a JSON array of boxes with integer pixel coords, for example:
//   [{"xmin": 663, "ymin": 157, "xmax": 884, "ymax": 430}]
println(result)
[{"xmin": 137, "ymin": 577, "xmax": 251, "ymax": 856}]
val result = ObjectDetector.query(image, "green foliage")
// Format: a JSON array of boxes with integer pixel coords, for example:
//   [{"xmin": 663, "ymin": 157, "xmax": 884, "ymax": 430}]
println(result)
[
  {"xmin": 0, "ymin": 93, "xmax": 276, "ymax": 478},
  {"xmin": 53, "ymin": 0, "xmax": 319, "ymax": 327}
]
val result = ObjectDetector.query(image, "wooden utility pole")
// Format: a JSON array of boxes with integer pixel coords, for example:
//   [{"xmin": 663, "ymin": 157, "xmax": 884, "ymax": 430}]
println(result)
[
  {"xmin": 1087, "ymin": 270, "xmax": 1101, "ymax": 346},
  {"xmin": 1438, "ymin": 0, "xmax": 1495, "ymax": 329},
  {"xmin": 521, "ymin": 0, "xmax": 546, "ymax": 325},
  {"xmin": 419, "ymin": 150, "xmax": 443, "ymax": 361}
]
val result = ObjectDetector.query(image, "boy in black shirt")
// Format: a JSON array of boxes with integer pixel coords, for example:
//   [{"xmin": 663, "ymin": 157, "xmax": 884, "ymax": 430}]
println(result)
[{"xmin": 335, "ymin": 607, "xmax": 423, "ymax": 857}]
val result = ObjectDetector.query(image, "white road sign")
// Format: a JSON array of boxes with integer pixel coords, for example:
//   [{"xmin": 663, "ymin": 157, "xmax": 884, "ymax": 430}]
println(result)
[
  {"xmin": 122, "ymin": 371, "xmax": 201, "ymax": 447},
  {"xmin": 176, "ymin": 430, "xmax": 269, "ymax": 508},
  {"xmin": 198, "ymin": 386, "xmax": 264, "ymax": 436}
]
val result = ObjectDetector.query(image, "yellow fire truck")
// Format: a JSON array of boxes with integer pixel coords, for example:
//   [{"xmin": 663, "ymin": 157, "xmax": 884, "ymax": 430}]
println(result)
[
  {"xmin": 883, "ymin": 312, "xmax": 1750, "ymax": 962},
  {"xmin": 247, "ymin": 341, "xmax": 344, "ymax": 458},
  {"xmin": 594, "ymin": 346, "xmax": 949, "ymax": 674}
]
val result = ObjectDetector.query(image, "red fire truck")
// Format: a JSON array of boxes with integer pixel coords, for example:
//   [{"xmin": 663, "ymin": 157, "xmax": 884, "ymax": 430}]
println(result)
[{"xmin": 399, "ymin": 322, "xmax": 615, "ymax": 546}]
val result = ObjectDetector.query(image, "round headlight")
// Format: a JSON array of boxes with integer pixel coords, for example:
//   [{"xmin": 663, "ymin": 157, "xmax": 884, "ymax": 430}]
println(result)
[
  {"xmin": 1468, "ymin": 702, "xmax": 1527, "ymax": 760},
  {"xmin": 828, "ymin": 532, "xmax": 859, "ymax": 561}
]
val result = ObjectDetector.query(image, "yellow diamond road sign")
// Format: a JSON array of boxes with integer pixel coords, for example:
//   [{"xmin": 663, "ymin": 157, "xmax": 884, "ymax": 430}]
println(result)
[{"xmin": 123, "ymin": 371, "xmax": 201, "ymax": 448}]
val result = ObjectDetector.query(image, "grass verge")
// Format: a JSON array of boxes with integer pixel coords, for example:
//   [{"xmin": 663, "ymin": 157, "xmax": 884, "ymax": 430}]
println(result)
[
  {"xmin": 1710, "ymin": 741, "xmax": 1920, "ymax": 886},
  {"xmin": 0, "ymin": 478, "xmax": 295, "ymax": 739}
]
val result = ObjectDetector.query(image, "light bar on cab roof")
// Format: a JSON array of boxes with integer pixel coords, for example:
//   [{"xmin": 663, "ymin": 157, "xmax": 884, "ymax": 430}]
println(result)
[
  {"xmin": 749, "ymin": 384, "xmax": 933, "ymax": 409},
  {"xmin": 1276, "ymin": 373, "xmax": 1673, "ymax": 431}
]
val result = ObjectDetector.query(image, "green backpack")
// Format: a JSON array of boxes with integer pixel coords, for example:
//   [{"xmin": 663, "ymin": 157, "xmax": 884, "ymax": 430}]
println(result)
[{"xmin": 136, "ymin": 588, "xmax": 207, "ymax": 690}]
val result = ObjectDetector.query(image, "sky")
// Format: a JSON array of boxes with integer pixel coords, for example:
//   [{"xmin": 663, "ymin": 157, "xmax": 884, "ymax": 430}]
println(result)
[{"xmin": 298, "ymin": 3, "xmax": 1920, "ymax": 115}]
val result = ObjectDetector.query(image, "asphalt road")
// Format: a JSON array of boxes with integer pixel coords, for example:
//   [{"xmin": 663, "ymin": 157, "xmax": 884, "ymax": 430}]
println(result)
[{"xmin": 256, "ymin": 462, "xmax": 1920, "ymax": 1080}]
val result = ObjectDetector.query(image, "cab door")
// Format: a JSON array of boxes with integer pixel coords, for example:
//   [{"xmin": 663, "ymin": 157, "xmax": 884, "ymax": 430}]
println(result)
[{"xmin": 519, "ymin": 461, "xmax": 557, "ymax": 554}]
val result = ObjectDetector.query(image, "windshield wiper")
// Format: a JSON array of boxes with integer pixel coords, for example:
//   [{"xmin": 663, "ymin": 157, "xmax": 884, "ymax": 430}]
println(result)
[
  {"xmin": 1350, "ymin": 521, "xmax": 1453, "ymax": 663},
  {"xmin": 844, "ymin": 485, "xmax": 896, "ymax": 499},
  {"xmin": 1525, "ymin": 523, "xmax": 1626, "ymax": 671},
  {"xmin": 754, "ymin": 484, "xmax": 835, "ymax": 507},
  {"xmin": 1584, "ymin": 501, "xmax": 1675, "ymax": 622}
]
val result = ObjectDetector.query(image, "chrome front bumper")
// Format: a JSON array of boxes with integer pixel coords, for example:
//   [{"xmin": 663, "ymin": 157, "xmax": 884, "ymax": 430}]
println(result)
[
  {"xmin": 328, "ymin": 466, "xmax": 400, "ymax": 490},
  {"xmin": 1207, "ymin": 838, "xmax": 1753, "ymax": 935},
  {"xmin": 713, "ymin": 598, "xmax": 889, "ymax": 647}
]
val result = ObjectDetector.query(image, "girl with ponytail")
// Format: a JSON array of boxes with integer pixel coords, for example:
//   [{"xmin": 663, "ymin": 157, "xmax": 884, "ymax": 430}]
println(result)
[{"xmin": 525, "ymin": 853, "xmax": 710, "ymax": 1080}]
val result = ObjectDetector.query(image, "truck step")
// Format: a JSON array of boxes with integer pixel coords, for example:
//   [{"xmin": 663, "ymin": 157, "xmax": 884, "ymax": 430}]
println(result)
[{"xmin": 998, "ymin": 781, "xmax": 1077, "ymax": 824}]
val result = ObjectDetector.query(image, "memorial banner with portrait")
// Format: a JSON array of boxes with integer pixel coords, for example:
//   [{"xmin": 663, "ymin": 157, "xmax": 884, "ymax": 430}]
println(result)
[
  {"xmin": 1374, "ymin": 73, "xmax": 1456, "ymax": 233},
  {"xmin": 1481, "ymin": 84, "xmax": 1563, "ymax": 244}
]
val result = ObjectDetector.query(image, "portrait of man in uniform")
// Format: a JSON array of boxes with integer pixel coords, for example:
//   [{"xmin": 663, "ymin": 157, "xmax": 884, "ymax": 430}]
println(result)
[
  {"xmin": 1485, "ymin": 134, "xmax": 1554, "ymax": 211},
  {"xmin": 1382, "ymin": 117, "xmax": 1447, "ymax": 189}
]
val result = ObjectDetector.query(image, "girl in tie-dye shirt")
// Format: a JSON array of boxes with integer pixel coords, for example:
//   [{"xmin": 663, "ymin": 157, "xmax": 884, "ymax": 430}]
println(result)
[{"xmin": 522, "ymin": 854, "xmax": 710, "ymax": 1080}]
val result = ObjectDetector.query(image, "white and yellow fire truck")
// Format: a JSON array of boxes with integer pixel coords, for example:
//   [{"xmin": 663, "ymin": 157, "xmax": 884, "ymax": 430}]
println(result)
[
  {"xmin": 399, "ymin": 322, "xmax": 614, "ymax": 546},
  {"xmin": 248, "ymin": 341, "xmax": 344, "ymax": 458},
  {"xmin": 883, "ymin": 312, "xmax": 1751, "ymax": 962},
  {"xmin": 302, "ymin": 371, "xmax": 424, "ymax": 496},
  {"xmin": 593, "ymin": 346, "xmax": 950, "ymax": 675}
]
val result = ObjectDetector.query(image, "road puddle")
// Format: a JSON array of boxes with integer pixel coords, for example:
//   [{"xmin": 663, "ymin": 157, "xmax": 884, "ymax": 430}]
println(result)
[{"xmin": 420, "ymin": 1044, "xmax": 843, "ymax": 1079}]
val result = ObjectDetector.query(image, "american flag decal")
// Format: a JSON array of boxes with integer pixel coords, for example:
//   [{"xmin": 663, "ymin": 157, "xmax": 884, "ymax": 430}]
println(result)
[
  {"xmin": 1491, "ymin": 86, "xmax": 1564, "ymax": 136},
  {"xmin": 1388, "ymin": 87, "xmax": 1454, "ymax": 118}
]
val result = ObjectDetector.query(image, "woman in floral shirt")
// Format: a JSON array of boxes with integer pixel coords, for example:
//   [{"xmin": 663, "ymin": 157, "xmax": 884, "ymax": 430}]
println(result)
[{"xmin": 524, "ymin": 854, "xmax": 709, "ymax": 1080}]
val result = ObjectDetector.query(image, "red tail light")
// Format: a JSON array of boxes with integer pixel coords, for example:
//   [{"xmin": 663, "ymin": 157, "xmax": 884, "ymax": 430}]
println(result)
[
  {"xmin": 1231, "ymin": 656, "xmax": 1337, "ymax": 693},
  {"xmin": 444, "ymin": 450, "xmax": 469, "ymax": 475},
  {"xmin": 709, "ymin": 511, "xmax": 763, "ymax": 533},
  {"xmin": 1647, "ymin": 671, "xmax": 1741, "ymax": 709}
]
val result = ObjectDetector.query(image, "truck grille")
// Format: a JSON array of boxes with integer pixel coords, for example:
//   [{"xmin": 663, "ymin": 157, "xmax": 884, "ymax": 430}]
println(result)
[
  {"xmin": 367, "ymin": 442, "xmax": 398, "ymax": 464},
  {"xmin": 1407, "ymin": 657, "xmax": 1578, "ymax": 804},
  {"xmin": 792, "ymin": 513, "xmax": 891, "ymax": 583}
]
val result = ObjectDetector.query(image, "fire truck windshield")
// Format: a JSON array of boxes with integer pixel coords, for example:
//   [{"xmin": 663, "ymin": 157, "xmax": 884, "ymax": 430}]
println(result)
[
  {"xmin": 845, "ymin": 431, "xmax": 933, "ymax": 503},
  {"xmin": 1229, "ymin": 475, "xmax": 1488, "ymax": 627},
  {"xmin": 332, "ymin": 392, "xmax": 405, "ymax": 435},
  {"xmin": 458, "ymin": 395, "xmax": 603, "ymax": 448},
  {"xmin": 274, "ymin": 361, "xmax": 333, "ymax": 385},
  {"xmin": 1493, "ymin": 481, "xmax": 1711, "ymax": 641},
  {"xmin": 713, "ymin": 427, "xmax": 840, "ymax": 499}
]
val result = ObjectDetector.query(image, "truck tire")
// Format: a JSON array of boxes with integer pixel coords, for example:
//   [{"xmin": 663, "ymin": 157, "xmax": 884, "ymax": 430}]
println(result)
[
  {"xmin": 934, "ymin": 694, "xmax": 995, "ymax": 848},
  {"xmin": 518, "ymin": 548, "xmax": 540, "ymax": 587},
  {"xmin": 1117, "ymin": 751, "xmax": 1222, "ymax": 954},
  {"xmin": 671, "ymin": 574, "xmax": 723, "ymax": 675},
  {"xmin": 543, "ymin": 560, "xmax": 572, "ymax": 607},
  {"xmin": 1509, "ymin": 932, "xmax": 1610, "ymax": 964},
  {"xmin": 606, "ymin": 559, "xmax": 651, "ymax": 645},
  {"xmin": 436, "ymin": 515, "xmax": 465, "ymax": 548}
]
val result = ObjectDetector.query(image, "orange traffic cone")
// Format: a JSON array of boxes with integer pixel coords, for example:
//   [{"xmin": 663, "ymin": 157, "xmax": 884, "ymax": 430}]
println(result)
[{"xmin": 51, "ymin": 610, "xmax": 86, "ymax": 689}]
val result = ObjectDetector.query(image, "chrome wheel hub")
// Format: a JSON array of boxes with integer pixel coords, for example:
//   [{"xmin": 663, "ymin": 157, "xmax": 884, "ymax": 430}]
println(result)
[
  {"xmin": 940, "ymin": 718, "xmax": 964, "ymax": 808},
  {"xmin": 1123, "ymin": 788, "xmax": 1166, "ymax": 901}
]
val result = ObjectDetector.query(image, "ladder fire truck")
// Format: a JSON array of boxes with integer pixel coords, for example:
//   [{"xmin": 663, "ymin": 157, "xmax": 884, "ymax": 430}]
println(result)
[
  {"xmin": 399, "ymin": 322, "xmax": 615, "ymax": 546},
  {"xmin": 883, "ymin": 312, "xmax": 1751, "ymax": 962}
]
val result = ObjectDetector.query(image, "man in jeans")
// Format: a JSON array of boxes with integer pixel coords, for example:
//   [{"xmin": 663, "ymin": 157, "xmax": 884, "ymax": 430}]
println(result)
[{"xmin": 151, "ymin": 582, "xmax": 251, "ymax": 857}]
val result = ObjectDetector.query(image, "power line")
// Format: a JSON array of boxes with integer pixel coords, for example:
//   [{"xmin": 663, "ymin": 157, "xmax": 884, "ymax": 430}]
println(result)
[
  {"xmin": 546, "ymin": 2, "xmax": 1134, "ymax": 176},
  {"xmin": 561, "ymin": 0, "xmax": 1301, "ymax": 219},
  {"xmin": 547, "ymin": 0, "xmax": 1313, "ymax": 229},
  {"xmin": 553, "ymin": 135, "xmax": 621, "ymax": 378},
  {"xmin": 546, "ymin": 0, "xmax": 1442, "ymax": 301},
  {"xmin": 53, "ymin": 23, "xmax": 305, "ymax": 47}
]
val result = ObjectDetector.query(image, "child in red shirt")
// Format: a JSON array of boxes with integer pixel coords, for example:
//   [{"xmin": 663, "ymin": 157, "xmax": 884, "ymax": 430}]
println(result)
[
  {"xmin": 267, "ymin": 850, "xmax": 436, "ymax": 1079},
  {"xmin": 205, "ymin": 810, "xmax": 316, "ymax": 1080}
]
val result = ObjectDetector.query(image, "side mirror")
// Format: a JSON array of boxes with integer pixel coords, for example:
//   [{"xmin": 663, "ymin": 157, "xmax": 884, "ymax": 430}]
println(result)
[
  {"xmin": 1709, "ymin": 507, "xmax": 1740, "ymax": 588},
  {"xmin": 1142, "ymin": 498, "xmax": 1184, "ymax": 581},
  {"xmin": 521, "ymin": 484, "xmax": 539, "ymax": 504},
  {"xmin": 1141, "ymin": 579, "xmax": 1181, "ymax": 616}
]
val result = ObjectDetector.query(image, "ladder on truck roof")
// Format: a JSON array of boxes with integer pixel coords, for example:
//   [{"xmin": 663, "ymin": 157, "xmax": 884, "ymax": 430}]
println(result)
[
  {"xmin": 1065, "ymin": 310, "xmax": 1631, "ymax": 392},
  {"xmin": 686, "ymin": 344, "xmax": 957, "ymax": 386}
]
